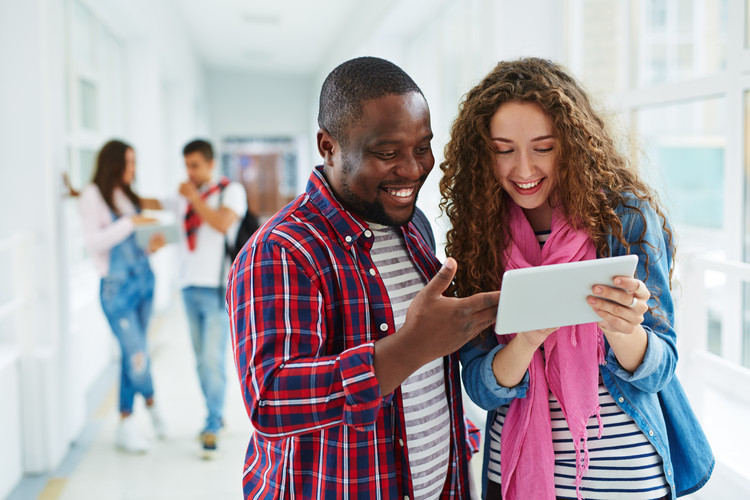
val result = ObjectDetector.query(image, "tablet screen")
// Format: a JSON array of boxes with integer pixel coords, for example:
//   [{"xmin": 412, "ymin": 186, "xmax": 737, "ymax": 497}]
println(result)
[
  {"xmin": 494, "ymin": 254, "xmax": 638, "ymax": 335},
  {"xmin": 134, "ymin": 223, "xmax": 180, "ymax": 250}
]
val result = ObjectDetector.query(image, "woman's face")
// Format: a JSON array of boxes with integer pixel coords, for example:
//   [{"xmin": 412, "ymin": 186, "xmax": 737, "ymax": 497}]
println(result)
[
  {"xmin": 122, "ymin": 148, "xmax": 136, "ymax": 185},
  {"xmin": 489, "ymin": 101, "xmax": 557, "ymax": 228}
]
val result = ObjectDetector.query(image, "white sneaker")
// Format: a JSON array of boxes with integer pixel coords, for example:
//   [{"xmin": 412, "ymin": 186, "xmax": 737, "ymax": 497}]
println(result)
[
  {"xmin": 147, "ymin": 402, "xmax": 167, "ymax": 440},
  {"xmin": 116, "ymin": 417, "xmax": 150, "ymax": 454}
]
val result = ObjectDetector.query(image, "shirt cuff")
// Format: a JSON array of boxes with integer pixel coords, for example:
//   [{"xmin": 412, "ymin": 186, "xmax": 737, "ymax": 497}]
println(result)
[
  {"xmin": 603, "ymin": 326, "xmax": 664, "ymax": 381},
  {"xmin": 480, "ymin": 343, "xmax": 529, "ymax": 399},
  {"xmin": 339, "ymin": 342, "xmax": 382, "ymax": 431}
]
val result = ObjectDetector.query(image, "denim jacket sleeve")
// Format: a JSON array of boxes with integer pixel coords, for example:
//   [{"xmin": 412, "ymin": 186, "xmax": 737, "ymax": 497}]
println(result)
[
  {"xmin": 459, "ymin": 333, "xmax": 530, "ymax": 411},
  {"xmin": 603, "ymin": 195, "xmax": 678, "ymax": 393}
]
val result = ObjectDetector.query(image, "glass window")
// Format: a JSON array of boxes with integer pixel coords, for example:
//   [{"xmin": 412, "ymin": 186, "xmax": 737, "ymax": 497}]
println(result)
[
  {"xmin": 576, "ymin": 0, "xmax": 629, "ymax": 95},
  {"xmin": 72, "ymin": 0, "xmax": 95, "ymax": 70},
  {"xmin": 635, "ymin": 0, "xmax": 728, "ymax": 87},
  {"xmin": 635, "ymin": 98, "xmax": 726, "ymax": 233},
  {"xmin": 79, "ymin": 78, "xmax": 97, "ymax": 131}
]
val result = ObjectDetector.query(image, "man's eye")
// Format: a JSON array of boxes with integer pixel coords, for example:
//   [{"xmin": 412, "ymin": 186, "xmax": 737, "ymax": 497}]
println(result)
[
  {"xmin": 377, "ymin": 152, "xmax": 397, "ymax": 159},
  {"xmin": 416, "ymin": 146, "xmax": 431, "ymax": 154}
]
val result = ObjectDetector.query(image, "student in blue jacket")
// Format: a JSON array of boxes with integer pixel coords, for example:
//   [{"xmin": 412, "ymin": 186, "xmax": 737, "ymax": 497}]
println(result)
[{"xmin": 439, "ymin": 58, "xmax": 713, "ymax": 500}]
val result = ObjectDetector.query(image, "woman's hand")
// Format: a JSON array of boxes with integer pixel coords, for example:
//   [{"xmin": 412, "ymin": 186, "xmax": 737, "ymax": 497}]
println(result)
[
  {"xmin": 147, "ymin": 232, "xmax": 167, "ymax": 254},
  {"xmin": 131, "ymin": 214, "xmax": 158, "ymax": 226},
  {"xmin": 587, "ymin": 276, "xmax": 650, "ymax": 372},
  {"xmin": 517, "ymin": 327, "xmax": 558, "ymax": 349},
  {"xmin": 587, "ymin": 276, "xmax": 650, "ymax": 335}
]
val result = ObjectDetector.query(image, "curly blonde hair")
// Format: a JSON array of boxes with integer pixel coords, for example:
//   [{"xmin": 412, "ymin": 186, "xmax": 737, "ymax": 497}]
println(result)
[{"xmin": 439, "ymin": 58, "xmax": 674, "ymax": 310}]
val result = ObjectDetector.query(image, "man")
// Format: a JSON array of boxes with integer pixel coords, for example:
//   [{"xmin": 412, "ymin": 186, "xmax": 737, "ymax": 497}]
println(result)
[
  {"xmin": 227, "ymin": 57, "xmax": 498, "ymax": 498},
  {"xmin": 179, "ymin": 139, "xmax": 247, "ymax": 458}
]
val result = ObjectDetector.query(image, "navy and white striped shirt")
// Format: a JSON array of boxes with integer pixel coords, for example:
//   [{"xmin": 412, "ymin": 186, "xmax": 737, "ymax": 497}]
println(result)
[{"xmin": 487, "ymin": 384, "xmax": 669, "ymax": 499}]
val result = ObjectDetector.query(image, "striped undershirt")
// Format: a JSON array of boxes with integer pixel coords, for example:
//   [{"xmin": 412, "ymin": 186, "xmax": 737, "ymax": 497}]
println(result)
[
  {"xmin": 487, "ymin": 384, "xmax": 669, "ymax": 499},
  {"xmin": 369, "ymin": 223, "xmax": 451, "ymax": 500}
]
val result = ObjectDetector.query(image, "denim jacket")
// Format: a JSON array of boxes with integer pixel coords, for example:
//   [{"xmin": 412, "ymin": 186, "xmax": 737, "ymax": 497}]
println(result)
[{"xmin": 460, "ymin": 194, "xmax": 714, "ymax": 499}]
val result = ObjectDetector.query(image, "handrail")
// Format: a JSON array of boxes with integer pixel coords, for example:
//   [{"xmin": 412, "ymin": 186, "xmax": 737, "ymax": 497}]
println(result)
[{"xmin": 692, "ymin": 254, "xmax": 750, "ymax": 280}]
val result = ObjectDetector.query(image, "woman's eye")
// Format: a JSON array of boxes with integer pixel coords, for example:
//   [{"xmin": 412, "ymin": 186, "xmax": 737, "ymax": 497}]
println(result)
[
  {"xmin": 536, "ymin": 147, "xmax": 553, "ymax": 153},
  {"xmin": 496, "ymin": 149, "xmax": 513, "ymax": 155}
]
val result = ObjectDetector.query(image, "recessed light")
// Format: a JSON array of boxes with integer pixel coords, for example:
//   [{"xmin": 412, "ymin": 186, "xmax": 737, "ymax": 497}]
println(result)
[{"xmin": 242, "ymin": 13, "xmax": 281, "ymax": 25}]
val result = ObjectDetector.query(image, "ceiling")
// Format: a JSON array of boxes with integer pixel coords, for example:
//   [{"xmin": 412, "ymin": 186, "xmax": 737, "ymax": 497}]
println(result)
[{"xmin": 169, "ymin": 0, "xmax": 392, "ymax": 76}]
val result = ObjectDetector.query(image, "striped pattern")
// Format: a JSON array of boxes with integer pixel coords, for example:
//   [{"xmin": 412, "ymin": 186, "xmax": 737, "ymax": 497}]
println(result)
[
  {"xmin": 487, "ymin": 385, "xmax": 669, "ymax": 499},
  {"xmin": 370, "ymin": 224, "xmax": 450, "ymax": 500},
  {"xmin": 226, "ymin": 166, "xmax": 472, "ymax": 499}
]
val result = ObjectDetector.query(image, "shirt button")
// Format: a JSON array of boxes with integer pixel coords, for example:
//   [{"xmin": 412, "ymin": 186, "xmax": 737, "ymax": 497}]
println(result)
[
  {"xmin": 399, "ymin": 438, "xmax": 404, "ymax": 446},
  {"xmin": 404, "ymin": 496, "xmax": 410, "ymax": 500},
  {"xmin": 618, "ymin": 397, "xmax": 624, "ymax": 403},
  {"xmin": 345, "ymin": 235, "xmax": 352, "ymax": 243},
  {"xmin": 364, "ymin": 230, "xmax": 372, "ymax": 238},
  {"xmin": 369, "ymin": 268, "xmax": 376, "ymax": 276},
  {"xmin": 648, "ymin": 430, "xmax": 654, "ymax": 437},
  {"xmin": 667, "ymin": 469, "xmax": 672, "ymax": 476},
  {"xmin": 380, "ymin": 323, "xmax": 388, "ymax": 332}
]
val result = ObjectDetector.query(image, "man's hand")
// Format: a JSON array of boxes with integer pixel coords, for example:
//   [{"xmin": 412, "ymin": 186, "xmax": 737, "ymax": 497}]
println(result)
[
  {"xmin": 179, "ymin": 181, "xmax": 199, "ymax": 202},
  {"xmin": 402, "ymin": 258, "xmax": 500, "ymax": 362},
  {"xmin": 373, "ymin": 258, "xmax": 500, "ymax": 395}
]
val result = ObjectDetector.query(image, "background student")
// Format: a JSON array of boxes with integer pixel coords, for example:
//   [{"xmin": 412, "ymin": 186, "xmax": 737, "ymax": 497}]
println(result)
[{"xmin": 78, "ymin": 139, "xmax": 168, "ymax": 454}]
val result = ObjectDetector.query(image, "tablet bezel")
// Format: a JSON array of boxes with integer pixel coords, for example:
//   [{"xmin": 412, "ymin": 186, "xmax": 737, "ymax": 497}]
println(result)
[{"xmin": 494, "ymin": 254, "xmax": 639, "ymax": 335}]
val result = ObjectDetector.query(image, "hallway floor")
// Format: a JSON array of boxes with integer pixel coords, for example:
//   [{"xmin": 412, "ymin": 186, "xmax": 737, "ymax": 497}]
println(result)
[{"xmin": 34, "ymin": 296, "xmax": 253, "ymax": 500}]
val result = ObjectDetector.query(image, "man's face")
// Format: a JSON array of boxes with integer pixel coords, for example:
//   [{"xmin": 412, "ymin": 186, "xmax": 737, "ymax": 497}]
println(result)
[
  {"xmin": 184, "ymin": 151, "xmax": 214, "ymax": 187},
  {"xmin": 323, "ymin": 92, "xmax": 434, "ymax": 226}
]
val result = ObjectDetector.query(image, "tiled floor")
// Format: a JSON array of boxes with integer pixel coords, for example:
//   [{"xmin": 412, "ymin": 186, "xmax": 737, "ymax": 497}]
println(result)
[{"xmin": 44, "ymin": 296, "xmax": 253, "ymax": 500}]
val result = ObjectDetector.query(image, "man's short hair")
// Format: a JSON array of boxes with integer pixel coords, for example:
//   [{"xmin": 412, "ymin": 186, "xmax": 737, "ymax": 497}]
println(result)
[
  {"xmin": 317, "ymin": 56, "xmax": 424, "ymax": 145},
  {"xmin": 183, "ymin": 139, "xmax": 214, "ymax": 161}
]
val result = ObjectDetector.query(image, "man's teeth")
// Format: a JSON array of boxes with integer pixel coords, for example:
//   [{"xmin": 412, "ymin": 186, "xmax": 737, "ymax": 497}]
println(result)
[
  {"xmin": 387, "ymin": 187, "xmax": 414, "ymax": 198},
  {"xmin": 515, "ymin": 179, "xmax": 541, "ymax": 189}
]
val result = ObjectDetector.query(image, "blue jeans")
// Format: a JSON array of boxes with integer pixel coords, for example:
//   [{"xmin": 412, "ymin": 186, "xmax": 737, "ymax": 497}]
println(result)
[
  {"xmin": 182, "ymin": 286, "xmax": 229, "ymax": 433},
  {"xmin": 100, "ymin": 241, "xmax": 156, "ymax": 414}
]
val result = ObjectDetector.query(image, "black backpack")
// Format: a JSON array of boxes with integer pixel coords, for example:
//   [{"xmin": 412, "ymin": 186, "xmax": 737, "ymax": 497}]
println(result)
[
  {"xmin": 219, "ymin": 183, "xmax": 261, "ymax": 263},
  {"xmin": 226, "ymin": 209, "xmax": 260, "ymax": 262}
]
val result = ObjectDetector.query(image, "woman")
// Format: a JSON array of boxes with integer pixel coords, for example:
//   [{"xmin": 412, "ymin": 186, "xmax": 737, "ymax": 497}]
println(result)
[
  {"xmin": 439, "ymin": 59, "xmax": 713, "ymax": 499},
  {"xmin": 78, "ymin": 139, "xmax": 167, "ymax": 453}
]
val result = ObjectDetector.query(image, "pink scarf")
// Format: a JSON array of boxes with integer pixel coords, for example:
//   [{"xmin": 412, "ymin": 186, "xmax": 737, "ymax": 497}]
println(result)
[{"xmin": 498, "ymin": 200, "xmax": 604, "ymax": 500}]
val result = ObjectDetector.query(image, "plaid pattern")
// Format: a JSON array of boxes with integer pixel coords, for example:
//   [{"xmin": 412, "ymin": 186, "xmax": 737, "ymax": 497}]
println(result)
[
  {"xmin": 226, "ymin": 166, "xmax": 474, "ymax": 499},
  {"xmin": 183, "ymin": 177, "xmax": 230, "ymax": 251}
]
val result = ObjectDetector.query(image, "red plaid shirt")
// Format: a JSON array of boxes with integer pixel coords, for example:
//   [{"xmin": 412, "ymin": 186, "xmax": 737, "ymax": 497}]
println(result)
[{"xmin": 227, "ymin": 166, "xmax": 474, "ymax": 499}]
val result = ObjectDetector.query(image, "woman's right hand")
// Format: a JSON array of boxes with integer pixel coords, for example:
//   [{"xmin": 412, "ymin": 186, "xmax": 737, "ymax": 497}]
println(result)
[
  {"xmin": 517, "ymin": 327, "xmax": 558, "ymax": 349},
  {"xmin": 131, "ymin": 214, "xmax": 158, "ymax": 225}
]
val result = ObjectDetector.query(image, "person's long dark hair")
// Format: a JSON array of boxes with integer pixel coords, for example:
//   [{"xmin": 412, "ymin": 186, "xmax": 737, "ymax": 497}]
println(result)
[{"xmin": 92, "ymin": 140, "xmax": 141, "ymax": 214}]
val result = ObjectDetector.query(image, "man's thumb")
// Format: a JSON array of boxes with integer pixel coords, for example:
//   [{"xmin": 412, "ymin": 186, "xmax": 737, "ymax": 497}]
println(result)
[{"xmin": 428, "ymin": 257, "xmax": 457, "ymax": 294}]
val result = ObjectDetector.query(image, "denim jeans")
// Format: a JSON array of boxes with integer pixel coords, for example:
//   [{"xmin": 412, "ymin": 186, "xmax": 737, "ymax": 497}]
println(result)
[
  {"xmin": 100, "ymin": 233, "xmax": 156, "ymax": 414},
  {"xmin": 182, "ymin": 286, "xmax": 229, "ymax": 433}
]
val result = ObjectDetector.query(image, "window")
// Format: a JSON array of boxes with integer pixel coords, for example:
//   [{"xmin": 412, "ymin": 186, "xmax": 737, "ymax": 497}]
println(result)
[
  {"xmin": 636, "ymin": 98, "xmax": 726, "ymax": 234},
  {"xmin": 64, "ymin": 0, "xmax": 125, "ymax": 273}
]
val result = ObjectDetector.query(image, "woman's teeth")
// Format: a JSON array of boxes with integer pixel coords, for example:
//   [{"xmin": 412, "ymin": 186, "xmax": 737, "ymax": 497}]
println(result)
[{"xmin": 515, "ymin": 179, "xmax": 541, "ymax": 189}]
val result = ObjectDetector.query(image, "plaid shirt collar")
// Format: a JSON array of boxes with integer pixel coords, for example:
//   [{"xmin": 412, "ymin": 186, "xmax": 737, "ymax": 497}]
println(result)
[{"xmin": 307, "ymin": 165, "xmax": 377, "ymax": 252}]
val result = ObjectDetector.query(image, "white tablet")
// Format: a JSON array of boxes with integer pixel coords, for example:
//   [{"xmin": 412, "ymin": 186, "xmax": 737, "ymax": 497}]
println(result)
[
  {"xmin": 494, "ymin": 254, "xmax": 639, "ymax": 335},
  {"xmin": 134, "ymin": 223, "xmax": 180, "ymax": 250}
]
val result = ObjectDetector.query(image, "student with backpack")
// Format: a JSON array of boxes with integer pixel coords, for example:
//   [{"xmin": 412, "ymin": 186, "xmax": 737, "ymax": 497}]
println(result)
[{"xmin": 177, "ymin": 139, "xmax": 248, "ymax": 459}]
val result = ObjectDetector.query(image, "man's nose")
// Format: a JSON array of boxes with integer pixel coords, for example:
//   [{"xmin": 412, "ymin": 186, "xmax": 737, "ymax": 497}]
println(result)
[{"xmin": 397, "ymin": 153, "xmax": 427, "ymax": 180}]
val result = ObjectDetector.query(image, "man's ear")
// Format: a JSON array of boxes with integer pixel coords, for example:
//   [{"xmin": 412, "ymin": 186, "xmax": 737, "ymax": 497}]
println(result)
[{"xmin": 317, "ymin": 129, "xmax": 337, "ymax": 167}]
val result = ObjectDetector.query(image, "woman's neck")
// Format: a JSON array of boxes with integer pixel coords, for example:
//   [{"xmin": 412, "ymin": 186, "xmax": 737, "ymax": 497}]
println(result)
[{"xmin": 522, "ymin": 203, "xmax": 552, "ymax": 232}]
